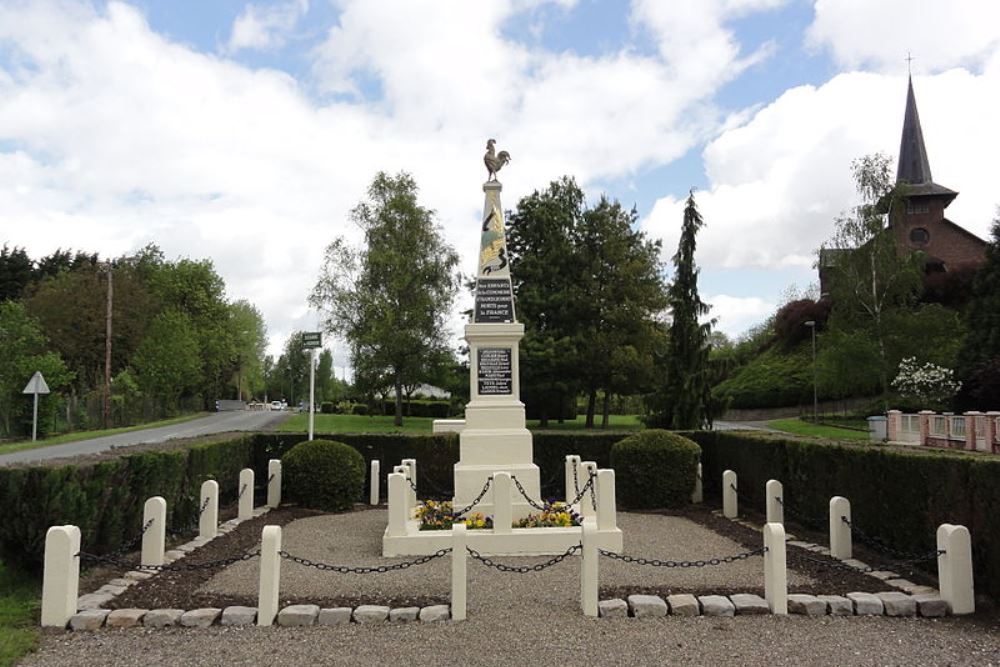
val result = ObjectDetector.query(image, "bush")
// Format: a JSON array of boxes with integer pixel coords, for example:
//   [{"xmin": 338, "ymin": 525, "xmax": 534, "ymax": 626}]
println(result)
[
  {"xmin": 352, "ymin": 403, "xmax": 369, "ymax": 416},
  {"xmin": 610, "ymin": 429, "xmax": 699, "ymax": 509},
  {"xmin": 281, "ymin": 439, "xmax": 365, "ymax": 512},
  {"xmin": 320, "ymin": 402, "xmax": 336, "ymax": 414}
]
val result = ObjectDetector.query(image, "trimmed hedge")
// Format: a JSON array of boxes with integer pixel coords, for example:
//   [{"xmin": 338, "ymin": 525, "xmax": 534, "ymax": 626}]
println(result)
[
  {"xmin": 610, "ymin": 430, "xmax": 699, "ymax": 509},
  {"xmin": 689, "ymin": 430, "xmax": 1000, "ymax": 601},
  {"xmin": 282, "ymin": 439, "xmax": 364, "ymax": 512}
]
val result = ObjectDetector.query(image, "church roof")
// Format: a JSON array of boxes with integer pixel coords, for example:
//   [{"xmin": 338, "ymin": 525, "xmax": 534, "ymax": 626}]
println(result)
[{"xmin": 896, "ymin": 76, "xmax": 957, "ymax": 204}]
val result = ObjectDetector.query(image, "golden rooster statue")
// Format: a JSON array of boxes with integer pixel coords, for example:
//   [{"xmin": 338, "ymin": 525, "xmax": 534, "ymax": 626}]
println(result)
[{"xmin": 483, "ymin": 139, "xmax": 511, "ymax": 182}]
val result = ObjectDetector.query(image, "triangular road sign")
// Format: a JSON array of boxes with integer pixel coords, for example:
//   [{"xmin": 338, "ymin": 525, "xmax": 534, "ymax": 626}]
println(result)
[{"xmin": 22, "ymin": 371, "xmax": 50, "ymax": 395}]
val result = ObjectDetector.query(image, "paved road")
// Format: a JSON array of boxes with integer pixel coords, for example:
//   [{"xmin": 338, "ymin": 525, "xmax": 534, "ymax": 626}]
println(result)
[
  {"xmin": 0, "ymin": 410, "xmax": 289, "ymax": 466},
  {"xmin": 713, "ymin": 420, "xmax": 780, "ymax": 432}
]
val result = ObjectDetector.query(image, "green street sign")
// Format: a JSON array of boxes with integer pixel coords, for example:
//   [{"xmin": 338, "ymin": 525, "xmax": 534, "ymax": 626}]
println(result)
[{"xmin": 302, "ymin": 331, "xmax": 323, "ymax": 349}]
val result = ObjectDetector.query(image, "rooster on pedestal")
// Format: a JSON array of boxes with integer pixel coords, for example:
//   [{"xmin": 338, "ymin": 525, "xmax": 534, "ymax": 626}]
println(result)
[{"xmin": 483, "ymin": 139, "xmax": 511, "ymax": 182}]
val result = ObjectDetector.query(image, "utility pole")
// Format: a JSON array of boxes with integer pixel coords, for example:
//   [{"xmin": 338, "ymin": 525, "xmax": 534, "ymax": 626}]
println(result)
[
  {"xmin": 104, "ymin": 261, "xmax": 113, "ymax": 429},
  {"xmin": 804, "ymin": 320, "xmax": 818, "ymax": 422}
]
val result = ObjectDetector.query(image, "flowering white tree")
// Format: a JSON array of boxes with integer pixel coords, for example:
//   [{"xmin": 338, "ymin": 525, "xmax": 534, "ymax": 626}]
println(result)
[{"xmin": 891, "ymin": 357, "xmax": 961, "ymax": 408}]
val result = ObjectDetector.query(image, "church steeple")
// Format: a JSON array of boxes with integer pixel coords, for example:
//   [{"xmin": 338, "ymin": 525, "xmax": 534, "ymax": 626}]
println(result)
[{"xmin": 894, "ymin": 75, "xmax": 957, "ymax": 204}]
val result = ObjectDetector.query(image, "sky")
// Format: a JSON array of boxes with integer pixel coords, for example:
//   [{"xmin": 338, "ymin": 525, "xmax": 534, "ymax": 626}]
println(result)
[{"xmin": 2, "ymin": 0, "xmax": 999, "ymax": 374}]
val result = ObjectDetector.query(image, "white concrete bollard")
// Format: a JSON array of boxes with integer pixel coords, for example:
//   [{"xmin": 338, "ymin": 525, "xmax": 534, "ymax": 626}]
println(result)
[
  {"xmin": 451, "ymin": 523, "xmax": 467, "ymax": 621},
  {"xmin": 141, "ymin": 496, "xmax": 166, "ymax": 567},
  {"xmin": 565, "ymin": 455, "xmax": 581, "ymax": 505},
  {"xmin": 393, "ymin": 465, "xmax": 411, "ymax": 516},
  {"xmin": 937, "ymin": 524, "xmax": 975, "ymax": 615},
  {"xmin": 267, "ymin": 459, "xmax": 282, "ymax": 508},
  {"xmin": 493, "ymin": 472, "xmax": 512, "ymax": 534},
  {"xmin": 369, "ymin": 460, "xmax": 380, "ymax": 505},
  {"xmin": 581, "ymin": 518, "xmax": 598, "ymax": 617},
  {"xmin": 238, "ymin": 468, "xmax": 254, "ymax": 520},
  {"xmin": 40, "ymin": 525, "xmax": 81, "ymax": 628},
  {"xmin": 257, "ymin": 525, "xmax": 282, "ymax": 626},
  {"xmin": 722, "ymin": 470, "xmax": 738, "ymax": 519},
  {"xmin": 766, "ymin": 479, "xmax": 784, "ymax": 524},
  {"xmin": 199, "ymin": 480, "xmax": 219, "ymax": 540},
  {"xmin": 596, "ymin": 469, "xmax": 617, "ymax": 530},
  {"xmin": 402, "ymin": 458, "xmax": 417, "ymax": 506},
  {"xmin": 581, "ymin": 461, "xmax": 598, "ymax": 518},
  {"xmin": 387, "ymin": 473, "xmax": 408, "ymax": 537},
  {"xmin": 763, "ymin": 522, "xmax": 787, "ymax": 615},
  {"xmin": 691, "ymin": 462, "xmax": 703, "ymax": 504},
  {"xmin": 829, "ymin": 496, "xmax": 852, "ymax": 560}
]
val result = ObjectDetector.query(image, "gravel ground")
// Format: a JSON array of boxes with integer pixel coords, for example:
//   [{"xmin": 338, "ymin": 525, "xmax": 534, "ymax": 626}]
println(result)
[{"xmin": 22, "ymin": 508, "xmax": 1000, "ymax": 667}]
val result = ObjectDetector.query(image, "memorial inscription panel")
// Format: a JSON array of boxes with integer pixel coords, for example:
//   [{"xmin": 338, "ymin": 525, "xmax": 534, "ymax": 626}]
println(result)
[
  {"xmin": 474, "ymin": 278, "xmax": 514, "ymax": 323},
  {"xmin": 477, "ymin": 347, "xmax": 512, "ymax": 395}
]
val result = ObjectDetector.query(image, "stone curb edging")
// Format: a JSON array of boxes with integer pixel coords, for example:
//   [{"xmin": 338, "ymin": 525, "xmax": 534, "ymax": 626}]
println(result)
[
  {"xmin": 596, "ymin": 591, "xmax": 949, "ymax": 619},
  {"xmin": 67, "ymin": 603, "xmax": 453, "ymax": 631}
]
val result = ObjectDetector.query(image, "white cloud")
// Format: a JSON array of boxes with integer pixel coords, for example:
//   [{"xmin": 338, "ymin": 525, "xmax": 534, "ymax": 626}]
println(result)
[
  {"xmin": 806, "ymin": 0, "xmax": 1000, "ymax": 73},
  {"xmin": 640, "ymin": 62, "xmax": 1000, "ymax": 280},
  {"xmin": 227, "ymin": 0, "xmax": 308, "ymax": 53},
  {"xmin": 705, "ymin": 294, "xmax": 776, "ymax": 338}
]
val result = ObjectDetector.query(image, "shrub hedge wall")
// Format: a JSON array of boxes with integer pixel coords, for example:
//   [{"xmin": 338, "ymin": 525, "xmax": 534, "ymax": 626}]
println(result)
[
  {"xmin": 688, "ymin": 430, "xmax": 1000, "ymax": 601},
  {"xmin": 611, "ymin": 430, "xmax": 700, "ymax": 509}
]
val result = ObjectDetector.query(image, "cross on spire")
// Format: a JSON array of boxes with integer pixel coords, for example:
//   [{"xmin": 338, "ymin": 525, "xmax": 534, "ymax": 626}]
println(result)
[{"xmin": 905, "ymin": 51, "xmax": 915, "ymax": 75}]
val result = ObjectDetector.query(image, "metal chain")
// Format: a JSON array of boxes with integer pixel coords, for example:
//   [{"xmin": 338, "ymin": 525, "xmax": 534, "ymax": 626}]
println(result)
[
  {"xmin": 103, "ymin": 518, "xmax": 155, "ymax": 560},
  {"xmin": 509, "ymin": 475, "xmax": 548, "ymax": 512},
  {"xmin": 572, "ymin": 462, "xmax": 580, "ymax": 497},
  {"xmin": 453, "ymin": 477, "xmax": 493, "ymax": 518},
  {"xmin": 78, "ymin": 549, "xmax": 260, "ymax": 572},
  {"xmin": 793, "ymin": 549, "xmax": 944, "ymax": 575},
  {"xmin": 467, "ymin": 543, "xmax": 580, "ymax": 573},
  {"xmin": 278, "ymin": 548, "xmax": 452, "ymax": 574},
  {"xmin": 599, "ymin": 546, "xmax": 767, "ymax": 568},
  {"xmin": 568, "ymin": 472, "xmax": 597, "ymax": 507},
  {"xmin": 238, "ymin": 483, "xmax": 247, "ymax": 499},
  {"xmin": 841, "ymin": 516, "xmax": 932, "ymax": 561}
]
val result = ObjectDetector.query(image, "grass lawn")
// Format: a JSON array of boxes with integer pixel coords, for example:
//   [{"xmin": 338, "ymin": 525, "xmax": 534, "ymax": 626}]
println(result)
[
  {"xmin": 766, "ymin": 418, "xmax": 871, "ymax": 441},
  {"xmin": 0, "ymin": 560, "xmax": 39, "ymax": 667},
  {"xmin": 0, "ymin": 412, "xmax": 209, "ymax": 457},
  {"xmin": 279, "ymin": 412, "xmax": 645, "ymax": 434}
]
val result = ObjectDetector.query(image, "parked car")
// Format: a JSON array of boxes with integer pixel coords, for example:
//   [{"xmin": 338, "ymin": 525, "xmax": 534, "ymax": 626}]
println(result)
[{"xmin": 270, "ymin": 400, "xmax": 283, "ymax": 411}]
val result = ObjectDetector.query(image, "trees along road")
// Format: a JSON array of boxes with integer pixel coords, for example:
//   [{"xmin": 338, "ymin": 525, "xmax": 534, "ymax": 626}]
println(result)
[{"xmin": 0, "ymin": 410, "xmax": 289, "ymax": 467}]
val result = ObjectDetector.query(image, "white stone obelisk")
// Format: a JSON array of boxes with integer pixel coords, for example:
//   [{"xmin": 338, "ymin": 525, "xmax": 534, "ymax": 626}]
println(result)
[{"xmin": 452, "ymin": 178, "xmax": 541, "ymax": 520}]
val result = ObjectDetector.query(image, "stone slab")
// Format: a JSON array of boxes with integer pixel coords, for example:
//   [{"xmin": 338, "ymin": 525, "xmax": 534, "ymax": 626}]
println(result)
[
  {"xmin": 913, "ymin": 594, "xmax": 948, "ymax": 618},
  {"xmin": 598, "ymin": 599, "xmax": 628, "ymax": 618},
  {"xmin": 77, "ymin": 593, "xmax": 114, "ymax": 610},
  {"xmin": 876, "ymin": 591, "xmax": 917, "ymax": 617},
  {"xmin": 143, "ymin": 609, "xmax": 185, "ymax": 628},
  {"xmin": 627, "ymin": 595, "xmax": 668, "ymax": 618},
  {"xmin": 788, "ymin": 594, "xmax": 827, "ymax": 616},
  {"xmin": 124, "ymin": 571, "xmax": 154, "ymax": 582},
  {"xmin": 847, "ymin": 592, "xmax": 884, "ymax": 616},
  {"xmin": 817, "ymin": 595, "xmax": 853, "ymax": 616},
  {"xmin": 317, "ymin": 608, "xmax": 352, "ymax": 625},
  {"xmin": 69, "ymin": 609, "xmax": 109, "ymax": 631},
  {"xmin": 698, "ymin": 595, "xmax": 735, "ymax": 617},
  {"xmin": 277, "ymin": 604, "xmax": 320, "ymax": 627},
  {"xmin": 180, "ymin": 608, "xmax": 221, "ymax": 628},
  {"xmin": 389, "ymin": 607, "xmax": 420, "ymax": 623},
  {"xmin": 105, "ymin": 609, "xmax": 147, "ymax": 628},
  {"xmin": 96, "ymin": 583, "xmax": 128, "ymax": 596},
  {"xmin": 353, "ymin": 605, "xmax": 390, "ymax": 624},
  {"xmin": 177, "ymin": 543, "xmax": 196, "ymax": 553},
  {"xmin": 869, "ymin": 570, "xmax": 899, "ymax": 581},
  {"xmin": 842, "ymin": 559, "xmax": 870, "ymax": 570},
  {"xmin": 666, "ymin": 594, "xmax": 700, "ymax": 617},
  {"xmin": 787, "ymin": 540, "xmax": 813, "ymax": 549},
  {"xmin": 729, "ymin": 593, "xmax": 769, "ymax": 615},
  {"xmin": 220, "ymin": 606, "xmax": 257, "ymax": 626},
  {"xmin": 107, "ymin": 578, "xmax": 135, "ymax": 588},
  {"xmin": 164, "ymin": 550, "xmax": 185, "ymax": 562},
  {"xmin": 419, "ymin": 605, "xmax": 450, "ymax": 623}
]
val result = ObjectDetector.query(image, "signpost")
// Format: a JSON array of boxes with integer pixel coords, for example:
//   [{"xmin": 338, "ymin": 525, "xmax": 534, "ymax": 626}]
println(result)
[
  {"xmin": 301, "ymin": 332, "xmax": 322, "ymax": 441},
  {"xmin": 22, "ymin": 371, "xmax": 50, "ymax": 442}
]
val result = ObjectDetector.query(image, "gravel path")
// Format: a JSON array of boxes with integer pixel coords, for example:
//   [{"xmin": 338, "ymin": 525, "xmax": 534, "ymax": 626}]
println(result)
[{"xmin": 22, "ymin": 509, "xmax": 1000, "ymax": 666}]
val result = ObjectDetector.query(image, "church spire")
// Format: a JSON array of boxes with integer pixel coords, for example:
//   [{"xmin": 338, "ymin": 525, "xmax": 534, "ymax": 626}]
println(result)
[{"xmin": 896, "ymin": 75, "xmax": 933, "ymax": 185}]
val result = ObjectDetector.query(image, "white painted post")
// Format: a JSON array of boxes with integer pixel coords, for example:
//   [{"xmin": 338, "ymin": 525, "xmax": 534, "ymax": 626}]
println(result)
[
  {"xmin": 829, "ymin": 496, "xmax": 852, "ymax": 560},
  {"xmin": 493, "ymin": 472, "xmax": 512, "ymax": 534},
  {"xmin": 267, "ymin": 459, "xmax": 282, "ymax": 508},
  {"xmin": 141, "ymin": 496, "xmax": 166, "ymax": 567},
  {"xmin": 402, "ymin": 458, "xmax": 417, "ymax": 506},
  {"xmin": 565, "ymin": 455, "xmax": 581, "ymax": 504},
  {"xmin": 766, "ymin": 479, "xmax": 784, "ymax": 524},
  {"xmin": 40, "ymin": 525, "xmax": 81, "ymax": 628},
  {"xmin": 451, "ymin": 523, "xmax": 467, "ymax": 621},
  {"xmin": 763, "ymin": 522, "xmax": 787, "ymax": 615},
  {"xmin": 938, "ymin": 524, "xmax": 974, "ymax": 615},
  {"xmin": 387, "ymin": 473, "xmax": 408, "ymax": 537},
  {"xmin": 581, "ymin": 518, "xmax": 598, "ymax": 617},
  {"xmin": 581, "ymin": 461, "xmax": 598, "ymax": 518},
  {"xmin": 199, "ymin": 480, "xmax": 219, "ymax": 540},
  {"xmin": 369, "ymin": 460, "xmax": 380, "ymax": 505},
  {"xmin": 722, "ymin": 470, "xmax": 738, "ymax": 519},
  {"xmin": 393, "ymin": 465, "xmax": 411, "ymax": 516},
  {"xmin": 257, "ymin": 525, "xmax": 282, "ymax": 626},
  {"xmin": 596, "ymin": 469, "xmax": 617, "ymax": 530},
  {"xmin": 238, "ymin": 468, "xmax": 254, "ymax": 520},
  {"xmin": 691, "ymin": 462, "xmax": 703, "ymax": 504}
]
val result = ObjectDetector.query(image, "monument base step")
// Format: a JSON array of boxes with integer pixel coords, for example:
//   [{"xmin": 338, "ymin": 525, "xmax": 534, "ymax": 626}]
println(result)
[{"xmin": 382, "ymin": 520, "xmax": 623, "ymax": 556}]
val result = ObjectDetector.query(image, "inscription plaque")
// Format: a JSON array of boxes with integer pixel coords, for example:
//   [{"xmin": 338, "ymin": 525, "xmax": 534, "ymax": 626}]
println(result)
[
  {"xmin": 474, "ymin": 278, "xmax": 514, "ymax": 323},
  {"xmin": 477, "ymin": 347, "xmax": 512, "ymax": 395}
]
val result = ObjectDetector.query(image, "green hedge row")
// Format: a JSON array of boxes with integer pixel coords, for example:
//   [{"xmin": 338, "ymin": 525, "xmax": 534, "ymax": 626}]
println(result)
[{"xmin": 688, "ymin": 430, "xmax": 1000, "ymax": 601}]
